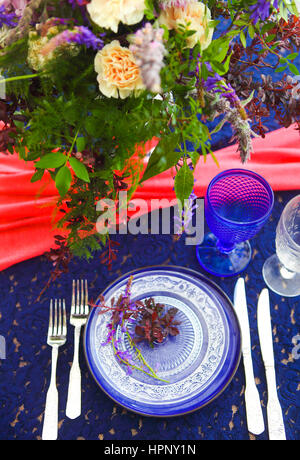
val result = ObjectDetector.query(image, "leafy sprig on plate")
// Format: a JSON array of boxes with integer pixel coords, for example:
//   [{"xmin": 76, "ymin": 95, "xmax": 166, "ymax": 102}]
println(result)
[{"xmin": 94, "ymin": 276, "xmax": 181, "ymax": 382}]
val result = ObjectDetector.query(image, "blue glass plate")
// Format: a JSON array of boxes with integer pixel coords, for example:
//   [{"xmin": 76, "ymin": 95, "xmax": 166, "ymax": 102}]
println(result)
[{"xmin": 84, "ymin": 266, "xmax": 241, "ymax": 417}]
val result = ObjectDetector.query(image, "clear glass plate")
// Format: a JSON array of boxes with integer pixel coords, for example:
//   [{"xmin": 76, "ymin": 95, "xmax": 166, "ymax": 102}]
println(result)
[{"xmin": 84, "ymin": 266, "xmax": 241, "ymax": 417}]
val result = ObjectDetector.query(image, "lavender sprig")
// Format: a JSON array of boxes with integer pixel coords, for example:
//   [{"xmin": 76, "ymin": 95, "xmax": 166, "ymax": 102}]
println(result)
[
  {"xmin": 97, "ymin": 277, "xmax": 169, "ymax": 383},
  {"xmin": 130, "ymin": 23, "xmax": 166, "ymax": 94},
  {"xmin": 206, "ymin": 90, "xmax": 258, "ymax": 163}
]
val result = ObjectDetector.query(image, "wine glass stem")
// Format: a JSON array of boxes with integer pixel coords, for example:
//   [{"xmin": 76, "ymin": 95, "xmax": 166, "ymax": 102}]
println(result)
[
  {"xmin": 216, "ymin": 240, "xmax": 236, "ymax": 254},
  {"xmin": 279, "ymin": 264, "xmax": 296, "ymax": 280}
]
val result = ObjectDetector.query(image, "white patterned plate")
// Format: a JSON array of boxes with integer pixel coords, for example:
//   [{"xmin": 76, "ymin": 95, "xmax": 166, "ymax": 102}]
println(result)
[{"xmin": 84, "ymin": 266, "xmax": 241, "ymax": 417}]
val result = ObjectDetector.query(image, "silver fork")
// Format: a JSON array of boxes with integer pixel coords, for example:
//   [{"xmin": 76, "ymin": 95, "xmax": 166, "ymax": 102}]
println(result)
[
  {"xmin": 42, "ymin": 299, "xmax": 67, "ymax": 441},
  {"xmin": 66, "ymin": 280, "xmax": 89, "ymax": 419}
]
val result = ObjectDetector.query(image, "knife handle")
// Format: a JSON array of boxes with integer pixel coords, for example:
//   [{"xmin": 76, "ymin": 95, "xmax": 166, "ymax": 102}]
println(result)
[
  {"xmin": 265, "ymin": 366, "xmax": 286, "ymax": 440},
  {"xmin": 243, "ymin": 354, "xmax": 265, "ymax": 436}
]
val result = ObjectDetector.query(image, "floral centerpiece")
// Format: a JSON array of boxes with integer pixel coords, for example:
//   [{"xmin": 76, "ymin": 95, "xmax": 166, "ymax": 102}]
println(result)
[{"xmin": 1, "ymin": 0, "xmax": 300, "ymax": 277}]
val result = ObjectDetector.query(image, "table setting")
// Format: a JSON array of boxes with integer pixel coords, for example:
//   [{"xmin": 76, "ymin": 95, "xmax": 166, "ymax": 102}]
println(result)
[
  {"xmin": 0, "ymin": 186, "xmax": 299, "ymax": 441},
  {"xmin": 0, "ymin": 0, "xmax": 300, "ymax": 444}
]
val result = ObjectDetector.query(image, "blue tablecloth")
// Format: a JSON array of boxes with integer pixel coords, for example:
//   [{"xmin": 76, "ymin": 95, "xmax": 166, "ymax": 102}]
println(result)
[{"xmin": 0, "ymin": 190, "xmax": 299, "ymax": 441}]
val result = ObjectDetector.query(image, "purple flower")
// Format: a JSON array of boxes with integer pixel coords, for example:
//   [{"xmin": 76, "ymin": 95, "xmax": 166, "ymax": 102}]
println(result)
[
  {"xmin": 126, "ymin": 366, "xmax": 133, "ymax": 375},
  {"xmin": 174, "ymin": 190, "xmax": 198, "ymax": 235},
  {"xmin": 101, "ymin": 330, "xmax": 113, "ymax": 345},
  {"xmin": 67, "ymin": 26, "xmax": 104, "ymax": 50},
  {"xmin": 0, "ymin": 4, "xmax": 17, "ymax": 28},
  {"xmin": 115, "ymin": 349, "xmax": 135, "ymax": 366},
  {"xmin": 68, "ymin": 0, "xmax": 88, "ymax": 7},
  {"xmin": 249, "ymin": 0, "xmax": 280, "ymax": 24},
  {"xmin": 41, "ymin": 26, "xmax": 104, "ymax": 57},
  {"xmin": 203, "ymin": 73, "xmax": 239, "ymax": 107}
]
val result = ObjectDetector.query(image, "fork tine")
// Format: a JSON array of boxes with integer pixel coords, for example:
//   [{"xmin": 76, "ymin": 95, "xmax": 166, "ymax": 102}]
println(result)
[
  {"xmin": 48, "ymin": 300, "xmax": 53, "ymax": 337},
  {"xmin": 54, "ymin": 299, "xmax": 58, "ymax": 336},
  {"xmin": 62, "ymin": 300, "xmax": 67, "ymax": 336},
  {"xmin": 84, "ymin": 280, "xmax": 89, "ymax": 316},
  {"xmin": 80, "ymin": 279, "xmax": 84, "ymax": 315},
  {"xmin": 77, "ymin": 280, "xmax": 80, "ymax": 315},
  {"xmin": 72, "ymin": 280, "xmax": 76, "ymax": 315},
  {"xmin": 58, "ymin": 299, "xmax": 62, "ymax": 336}
]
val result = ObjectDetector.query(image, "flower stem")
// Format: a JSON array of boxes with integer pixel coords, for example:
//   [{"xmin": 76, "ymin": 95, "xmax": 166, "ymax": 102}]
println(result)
[
  {"xmin": 67, "ymin": 129, "xmax": 80, "ymax": 158},
  {"xmin": 2, "ymin": 74, "xmax": 40, "ymax": 84}
]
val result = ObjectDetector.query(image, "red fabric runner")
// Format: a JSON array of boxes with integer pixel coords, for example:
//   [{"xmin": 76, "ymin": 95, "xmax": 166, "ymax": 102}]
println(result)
[{"xmin": 1, "ymin": 124, "xmax": 300, "ymax": 271}]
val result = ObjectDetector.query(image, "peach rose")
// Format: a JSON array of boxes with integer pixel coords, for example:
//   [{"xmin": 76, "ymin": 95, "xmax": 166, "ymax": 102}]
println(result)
[
  {"xmin": 94, "ymin": 41, "xmax": 145, "ymax": 99},
  {"xmin": 158, "ymin": 1, "xmax": 213, "ymax": 49},
  {"xmin": 87, "ymin": 0, "xmax": 146, "ymax": 33}
]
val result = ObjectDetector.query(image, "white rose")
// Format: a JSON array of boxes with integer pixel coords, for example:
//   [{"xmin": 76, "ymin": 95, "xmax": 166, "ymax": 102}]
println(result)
[
  {"xmin": 159, "ymin": 1, "xmax": 214, "ymax": 49},
  {"xmin": 87, "ymin": 0, "xmax": 146, "ymax": 33}
]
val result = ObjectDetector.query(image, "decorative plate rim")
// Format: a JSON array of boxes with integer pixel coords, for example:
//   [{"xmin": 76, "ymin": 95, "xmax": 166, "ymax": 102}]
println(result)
[{"xmin": 83, "ymin": 265, "xmax": 242, "ymax": 417}]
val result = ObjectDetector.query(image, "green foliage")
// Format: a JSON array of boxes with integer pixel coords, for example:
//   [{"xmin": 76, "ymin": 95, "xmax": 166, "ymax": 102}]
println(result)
[
  {"xmin": 69, "ymin": 157, "xmax": 90, "ymax": 183},
  {"xmin": 55, "ymin": 165, "xmax": 72, "ymax": 197},
  {"xmin": 1, "ymin": 0, "xmax": 299, "ymax": 260},
  {"xmin": 174, "ymin": 162, "xmax": 195, "ymax": 204}
]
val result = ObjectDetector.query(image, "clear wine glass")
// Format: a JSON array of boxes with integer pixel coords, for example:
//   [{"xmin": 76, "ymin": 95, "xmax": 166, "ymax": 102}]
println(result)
[
  {"xmin": 196, "ymin": 169, "xmax": 274, "ymax": 277},
  {"xmin": 263, "ymin": 194, "xmax": 300, "ymax": 297}
]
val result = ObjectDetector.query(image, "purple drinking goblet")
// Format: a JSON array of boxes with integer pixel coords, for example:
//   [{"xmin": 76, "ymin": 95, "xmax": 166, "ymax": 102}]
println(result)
[{"xmin": 196, "ymin": 169, "xmax": 274, "ymax": 277}]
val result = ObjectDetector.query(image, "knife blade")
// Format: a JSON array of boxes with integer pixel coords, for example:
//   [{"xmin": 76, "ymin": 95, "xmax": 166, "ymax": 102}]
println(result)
[
  {"xmin": 234, "ymin": 278, "xmax": 265, "ymax": 436},
  {"xmin": 257, "ymin": 288, "xmax": 286, "ymax": 441}
]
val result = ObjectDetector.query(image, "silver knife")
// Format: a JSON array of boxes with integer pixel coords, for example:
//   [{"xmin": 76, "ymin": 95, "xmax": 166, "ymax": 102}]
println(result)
[
  {"xmin": 257, "ymin": 288, "xmax": 286, "ymax": 441},
  {"xmin": 234, "ymin": 278, "xmax": 265, "ymax": 435}
]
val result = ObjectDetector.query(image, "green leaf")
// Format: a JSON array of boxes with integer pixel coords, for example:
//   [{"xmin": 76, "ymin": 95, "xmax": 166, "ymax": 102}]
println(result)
[
  {"xmin": 69, "ymin": 157, "xmax": 90, "ymax": 183},
  {"xmin": 188, "ymin": 151, "xmax": 200, "ymax": 168},
  {"xmin": 174, "ymin": 162, "xmax": 194, "ymax": 204},
  {"xmin": 265, "ymin": 34, "xmax": 276, "ymax": 43},
  {"xmin": 287, "ymin": 52, "xmax": 298, "ymax": 61},
  {"xmin": 275, "ymin": 65, "xmax": 287, "ymax": 73},
  {"xmin": 76, "ymin": 137, "xmax": 86, "ymax": 152},
  {"xmin": 30, "ymin": 169, "xmax": 44, "ymax": 183},
  {"xmin": 261, "ymin": 23, "xmax": 276, "ymax": 35},
  {"xmin": 234, "ymin": 19, "xmax": 248, "ymax": 26},
  {"xmin": 288, "ymin": 63, "xmax": 300, "ymax": 75},
  {"xmin": 210, "ymin": 60, "xmax": 226, "ymax": 75},
  {"xmin": 35, "ymin": 153, "xmax": 66, "ymax": 169},
  {"xmin": 55, "ymin": 166, "xmax": 72, "ymax": 198},
  {"xmin": 204, "ymin": 36, "xmax": 231, "ymax": 63},
  {"xmin": 141, "ymin": 133, "xmax": 181, "ymax": 182},
  {"xmin": 240, "ymin": 31, "xmax": 247, "ymax": 48},
  {"xmin": 14, "ymin": 120, "xmax": 25, "ymax": 130},
  {"xmin": 288, "ymin": 0, "xmax": 299, "ymax": 16},
  {"xmin": 222, "ymin": 52, "xmax": 233, "ymax": 74},
  {"xmin": 241, "ymin": 90, "xmax": 255, "ymax": 107},
  {"xmin": 248, "ymin": 24, "xmax": 255, "ymax": 39},
  {"xmin": 202, "ymin": 62, "xmax": 209, "ymax": 80}
]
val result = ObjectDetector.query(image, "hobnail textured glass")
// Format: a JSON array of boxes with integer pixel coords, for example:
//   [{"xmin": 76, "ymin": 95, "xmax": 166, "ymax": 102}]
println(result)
[
  {"xmin": 196, "ymin": 169, "xmax": 274, "ymax": 277},
  {"xmin": 263, "ymin": 194, "xmax": 300, "ymax": 297}
]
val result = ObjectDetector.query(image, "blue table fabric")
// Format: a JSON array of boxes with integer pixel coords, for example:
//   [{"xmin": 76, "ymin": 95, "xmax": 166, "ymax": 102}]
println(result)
[{"xmin": 0, "ymin": 190, "xmax": 299, "ymax": 441}]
